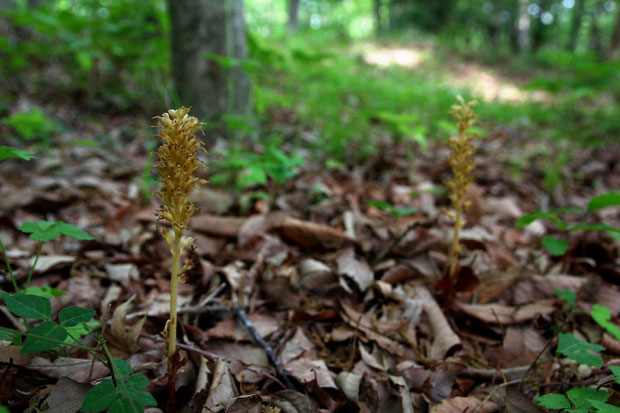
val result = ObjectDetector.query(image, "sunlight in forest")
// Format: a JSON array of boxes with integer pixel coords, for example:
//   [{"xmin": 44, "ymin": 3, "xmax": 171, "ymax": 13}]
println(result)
[{"xmin": 363, "ymin": 46, "xmax": 426, "ymax": 68}]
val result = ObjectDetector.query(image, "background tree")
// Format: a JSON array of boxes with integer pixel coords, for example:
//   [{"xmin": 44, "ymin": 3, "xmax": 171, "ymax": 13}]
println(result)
[
  {"xmin": 168, "ymin": 0, "xmax": 250, "ymax": 139},
  {"xmin": 288, "ymin": 0, "xmax": 300, "ymax": 33}
]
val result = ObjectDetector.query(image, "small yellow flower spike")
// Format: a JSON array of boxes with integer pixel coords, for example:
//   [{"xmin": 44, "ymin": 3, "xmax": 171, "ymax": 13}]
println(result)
[
  {"xmin": 445, "ymin": 96, "xmax": 477, "ymax": 309},
  {"xmin": 153, "ymin": 107, "xmax": 206, "ymax": 406}
]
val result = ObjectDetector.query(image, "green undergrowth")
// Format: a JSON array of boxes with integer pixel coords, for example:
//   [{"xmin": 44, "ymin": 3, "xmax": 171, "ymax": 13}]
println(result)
[{"xmin": 250, "ymin": 34, "xmax": 620, "ymax": 162}]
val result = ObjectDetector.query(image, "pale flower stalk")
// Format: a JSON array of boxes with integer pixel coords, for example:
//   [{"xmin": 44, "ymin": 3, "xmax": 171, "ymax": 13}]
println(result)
[{"xmin": 153, "ymin": 107, "xmax": 205, "ymax": 406}]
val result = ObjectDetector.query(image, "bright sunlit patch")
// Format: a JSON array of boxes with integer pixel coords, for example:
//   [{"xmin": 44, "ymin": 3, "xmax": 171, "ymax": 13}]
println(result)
[{"xmin": 364, "ymin": 47, "xmax": 426, "ymax": 68}]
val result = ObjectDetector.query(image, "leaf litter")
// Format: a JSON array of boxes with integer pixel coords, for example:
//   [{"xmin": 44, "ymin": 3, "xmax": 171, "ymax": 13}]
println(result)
[{"xmin": 0, "ymin": 111, "xmax": 618, "ymax": 412}]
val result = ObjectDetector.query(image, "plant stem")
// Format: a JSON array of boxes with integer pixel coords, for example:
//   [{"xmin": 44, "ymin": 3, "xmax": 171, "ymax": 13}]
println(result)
[
  {"xmin": 449, "ymin": 203, "xmax": 462, "ymax": 282},
  {"xmin": 0, "ymin": 238, "xmax": 18, "ymax": 292},
  {"xmin": 23, "ymin": 242, "xmax": 42, "ymax": 292},
  {"xmin": 167, "ymin": 227, "xmax": 182, "ymax": 408}
]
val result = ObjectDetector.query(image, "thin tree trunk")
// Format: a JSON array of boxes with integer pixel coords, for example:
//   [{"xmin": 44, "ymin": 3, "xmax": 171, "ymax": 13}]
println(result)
[
  {"xmin": 589, "ymin": 0, "xmax": 603, "ymax": 55},
  {"xmin": 288, "ymin": 0, "xmax": 300, "ymax": 33},
  {"xmin": 517, "ymin": 0, "xmax": 530, "ymax": 53},
  {"xmin": 609, "ymin": 8, "xmax": 620, "ymax": 58},
  {"xmin": 168, "ymin": 0, "xmax": 250, "ymax": 139},
  {"xmin": 567, "ymin": 0, "xmax": 585, "ymax": 51},
  {"xmin": 374, "ymin": 0, "xmax": 383, "ymax": 36}
]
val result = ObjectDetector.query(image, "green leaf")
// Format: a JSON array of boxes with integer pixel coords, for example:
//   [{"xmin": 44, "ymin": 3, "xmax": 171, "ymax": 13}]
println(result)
[
  {"xmin": 0, "ymin": 329, "xmax": 22, "ymax": 345},
  {"xmin": 567, "ymin": 387, "xmax": 609, "ymax": 409},
  {"xmin": 0, "ymin": 404, "xmax": 9, "ymax": 413},
  {"xmin": 81, "ymin": 378, "xmax": 117, "ymax": 412},
  {"xmin": 516, "ymin": 208, "xmax": 581, "ymax": 229},
  {"xmin": 19, "ymin": 221, "xmax": 94, "ymax": 242},
  {"xmin": 59, "ymin": 306, "xmax": 96, "ymax": 327},
  {"xmin": 0, "ymin": 146, "xmax": 36, "ymax": 161},
  {"xmin": 568, "ymin": 223, "xmax": 620, "ymax": 234},
  {"xmin": 590, "ymin": 400, "xmax": 620, "ymax": 413},
  {"xmin": 126, "ymin": 390, "xmax": 156, "ymax": 407},
  {"xmin": 588, "ymin": 192, "xmax": 620, "ymax": 212},
  {"xmin": 21, "ymin": 321, "xmax": 67, "ymax": 354},
  {"xmin": 557, "ymin": 333, "xmax": 604, "ymax": 367},
  {"xmin": 238, "ymin": 165, "xmax": 267, "ymax": 188},
  {"xmin": 591, "ymin": 305, "xmax": 620, "ymax": 342},
  {"xmin": 555, "ymin": 289, "xmax": 577, "ymax": 308},
  {"xmin": 23, "ymin": 286, "xmax": 65, "ymax": 299},
  {"xmin": 109, "ymin": 399, "xmax": 143, "ymax": 413},
  {"xmin": 610, "ymin": 366, "xmax": 620, "ymax": 384},
  {"xmin": 126, "ymin": 374, "xmax": 149, "ymax": 391},
  {"xmin": 535, "ymin": 393, "xmax": 571, "ymax": 409},
  {"xmin": 542, "ymin": 237, "xmax": 568, "ymax": 256},
  {"xmin": 0, "ymin": 292, "xmax": 51, "ymax": 320},
  {"xmin": 111, "ymin": 358, "xmax": 132, "ymax": 379}
]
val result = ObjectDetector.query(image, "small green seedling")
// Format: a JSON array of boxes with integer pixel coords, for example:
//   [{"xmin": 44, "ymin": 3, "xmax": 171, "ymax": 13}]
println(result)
[
  {"xmin": 517, "ymin": 192, "xmax": 620, "ymax": 256},
  {"xmin": 367, "ymin": 200, "xmax": 419, "ymax": 218},
  {"xmin": 1, "ymin": 107, "xmax": 59, "ymax": 147}
]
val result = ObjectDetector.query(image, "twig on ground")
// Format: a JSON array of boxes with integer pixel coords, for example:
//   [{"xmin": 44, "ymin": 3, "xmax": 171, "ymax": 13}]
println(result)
[{"xmin": 233, "ymin": 306, "xmax": 296, "ymax": 390}]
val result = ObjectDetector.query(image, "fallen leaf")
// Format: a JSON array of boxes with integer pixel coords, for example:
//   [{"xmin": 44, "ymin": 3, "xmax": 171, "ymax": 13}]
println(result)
[
  {"xmin": 45, "ymin": 377, "xmax": 91, "ymax": 413},
  {"xmin": 108, "ymin": 296, "xmax": 145, "ymax": 354},
  {"xmin": 337, "ymin": 247, "xmax": 374, "ymax": 292},
  {"xmin": 430, "ymin": 396, "xmax": 499, "ymax": 413},
  {"xmin": 413, "ymin": 286, "xmax": 461, "ymax": 359},
  {"xmin": 455, "ymin": 299, "xmax": 557, "ymax": 324},
  {"xmin": 280, "ymin": 217, "xmax": 355, "ymax": 249},
  {"xmin": 27, "ymin": 357, "xmax": 108, "ymax": 383},
  {"xmin": 204, "ymin": 359, "xmax": 238, "ymax": 411}
]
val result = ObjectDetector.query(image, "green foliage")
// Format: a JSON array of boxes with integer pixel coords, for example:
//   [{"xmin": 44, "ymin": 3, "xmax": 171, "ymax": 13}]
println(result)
[
  {"xmin": 19, "ymin": 220, "xmax": 95, "ymax": 242},
  {"xmin": 367, "ymin": 200, "xmax": 418, "ymax": 218},
  {"xmin": 541, "ymin": 236, "xmax": 568, "ymax": 256},
  {"xmin": 0, "ymin": 292, "xmax": 51, "ymax": 320},
  {"xmin": 556, "ymin": 333, "xmax": 604, "ymax": 368},
  {"xmin": 21, "ymin": 321, "xmax": 68, "ymax": 353},
  {"xmin": 0, "ymin": 146, "xmax": 36, "ymax": 161},
  {"xmin": 59, "ymin": 306, "xmax": 97, "ymax": 327},
  {"xmin": 537, "ymin": 348, "xmax": 620, "ymax": 412},
  {"xmin": 211, "ymin": 141, "xmax": 303, "ymax": 191},
  {"xmin": 3, "ymin": 0, "xmax": 170, "ymax": 110},
  {"xmin": 555, "ymin": 289, "xmax": 577, "ymax": 309},
  {"xmin": 517, "ymin": 192, "xmax": 620, "ymax": 255},
  {"xmin": 591, "ymin": 305, "xmax": 620, "ymax": 342},
  {"xmin": 81, "ymin": 359, "xmax": 155, "ymax": 413},
  {"xmin": 1, "ymin": 108, "xmax": 58, "ymax": 146}
]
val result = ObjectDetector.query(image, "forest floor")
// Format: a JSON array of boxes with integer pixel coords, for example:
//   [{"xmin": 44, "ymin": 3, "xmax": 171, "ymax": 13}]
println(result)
[{"xmin": 1, "ymin": 40, "xmax": 620, "ymax": 413}]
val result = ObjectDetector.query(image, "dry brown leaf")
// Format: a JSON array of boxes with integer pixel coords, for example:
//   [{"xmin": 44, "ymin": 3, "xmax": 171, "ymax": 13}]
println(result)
[
  {"xmin": 497, "ymin": 326, "xmax": 548, "ymax": 368},
  {"xmin": 279, "ymin": 327, "xmax": 315, "ymax": 365},
  {"xmin": 108, "ymin": 296, "xmax": 145, "ymax": 354},
  {"xmin": 340, "ymin": 302, "xmax": 406, "ymax": 356},
  {"xmin": 105, "ymin": 263, "xmax": 139, "ymax": 283},
  {"xmin": 0, "ymin": 345, "xmax": 33, "ymax": 366},
  {"xmin": 28, "ymin": 255, "xmax": 75, "ymax": 273},
  {"xmin": 284, "ymin": 358, "xmax": 338, "ymax": 390},
  {"xmin": 299, "ymin": 258, "xmax": 337, "ymax": 293},
  {"xmin": 512, "ymin": 275, "xmax": 585, "ymax": 304},
  {"xmin": 430, "ymin": 396, "xmax": 499, "ymax": 413},
  {"xmin": 413, "ymin": 286, "xmax": 461, "ymax": 360},
  {"xmin": 337, "ymin": 247, "xmax": 374, "ymax": 292},
  {"xmin": 336, "ymin": 371, "xmax": 361, "ymax": 403},
  {"xmin": 280, "ymin": 217, "xmax": 355, "ymax": 249},
  {"xmin": 204, "ymin": 359, "xmax": 238, "ymax": 411},
  {"xmin": 455, "ymin": 299, "xmax": 557, "ymax": 324},
  {"xmin": 389, "ymin": 375, "xmax": 414, "ymax": 413},
  {"xmin": 207, "ymin": 313, "xmax": 280, "ymax": 341},
  {"xmin": 45, "ymin": 377, "xmax": 91, "ymax": 413},
  {"xmin": 266, "ymin": 390, "xmax": 313, "ymax": 413},
  {"xmin": 27, "ymin": 357, "xmax": 108, "ymax": 383},
  {"xmin": 359, "ymin": 343, "xmax": 388, "ymax": 371},
  {"xmin": 505, "ymin": 386, "xmax": 546, "ymax": 413},
  {"xmin": 191, "ymin": 214, "xmax": 246, "ymax": 238}
]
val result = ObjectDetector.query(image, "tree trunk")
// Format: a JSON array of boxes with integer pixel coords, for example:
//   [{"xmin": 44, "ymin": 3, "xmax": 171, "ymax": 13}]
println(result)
[
  {"xmin": 609, "ymin": 8, "xmax": 620, "ymax": 58},
  {"xmin": 517, "ymin": 0, "xmax": 530, "ymax": 53},
  {"xmin": 288, "ymin": 0, "xmax": 300, "ymax": 33},
  {"xmin": 374, "ymin": 0, "xmax": 383, "ymax": 36},
  {"xmin": 531, "ymin": 0, "xmax": 551, "ymax": 52},
  {"xmin": 589, "ymin": 0, "xmax": 603, "ymax": 55},
  {"xmin": 168, "ymin": 0, "xmax": 250, "ymax": 137},
  {"xmin": 567, "ymin": 0, "xmax": 585, "ymax": 51}
]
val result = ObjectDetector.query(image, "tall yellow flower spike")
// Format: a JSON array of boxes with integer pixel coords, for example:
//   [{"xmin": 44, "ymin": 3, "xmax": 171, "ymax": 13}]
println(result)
[
  {"xmin": 153, "ymin": 107, "xmax": 206, "ymax": 407},
  {"xmin": 445, "ymin": 96, "xmax": 477, "ymax": 309}
]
